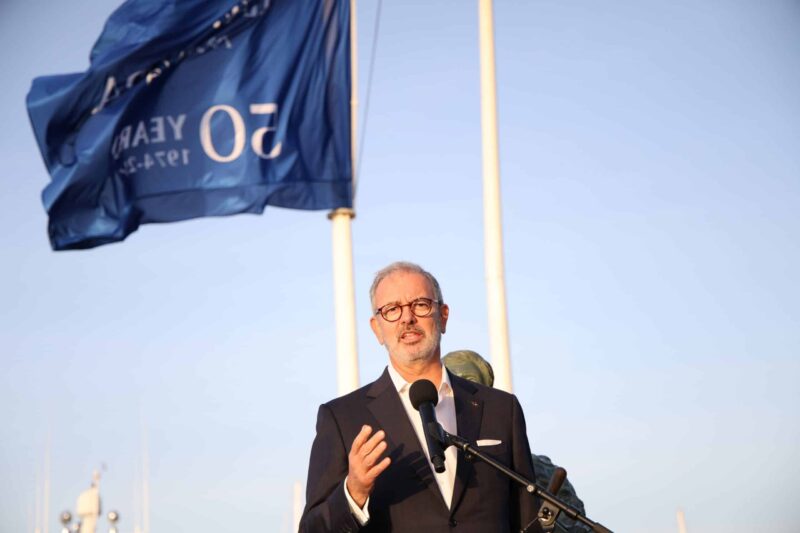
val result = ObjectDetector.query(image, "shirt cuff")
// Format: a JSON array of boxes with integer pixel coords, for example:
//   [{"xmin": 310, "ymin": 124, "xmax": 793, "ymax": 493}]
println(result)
[{"xmin": 343, "ymin": 476, "xmax": 370, "ymax": 526}]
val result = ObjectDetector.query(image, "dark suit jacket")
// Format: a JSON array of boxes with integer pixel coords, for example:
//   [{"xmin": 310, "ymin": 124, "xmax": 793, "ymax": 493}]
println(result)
[{"xmin": 299, "ymin": 368, "xmax": 540, "ymax": 533}]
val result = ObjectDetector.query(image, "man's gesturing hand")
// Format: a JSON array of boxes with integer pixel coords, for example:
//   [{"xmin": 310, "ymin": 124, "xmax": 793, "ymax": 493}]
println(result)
[{"xmin": 346, "ymin": 425, "xmax": 391, "ymax": 508}]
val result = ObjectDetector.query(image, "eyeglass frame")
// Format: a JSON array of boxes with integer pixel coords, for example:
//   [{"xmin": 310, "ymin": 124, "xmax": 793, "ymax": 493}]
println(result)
[{"xmin": 373, "ymin": 297, "xmax": 443, "ymax": 322}]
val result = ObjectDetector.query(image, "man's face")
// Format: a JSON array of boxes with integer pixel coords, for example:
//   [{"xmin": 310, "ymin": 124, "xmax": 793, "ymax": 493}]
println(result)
[{"xmin": 370, "ymin": 270, "xmax": 449, "ymax": 368}]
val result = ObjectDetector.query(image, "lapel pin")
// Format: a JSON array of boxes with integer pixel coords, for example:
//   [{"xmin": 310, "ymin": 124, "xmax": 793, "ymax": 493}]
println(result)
[{"xmin": 471, "ymin": 400, "xmax": 478, "ymax": 407}]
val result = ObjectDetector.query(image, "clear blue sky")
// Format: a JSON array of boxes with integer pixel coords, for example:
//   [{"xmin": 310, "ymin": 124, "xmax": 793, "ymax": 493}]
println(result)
[{"xmin": 1, "ymin": 1, "xmax": 799, "ymax": 532}]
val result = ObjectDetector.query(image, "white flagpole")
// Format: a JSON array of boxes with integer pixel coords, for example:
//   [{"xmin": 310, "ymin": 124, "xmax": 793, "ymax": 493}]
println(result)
[
  {"xmin": 677, "ymin": 509, "xmax": 689, "ymax": 533},
  {"xmin": 328, "ymin": 0, "xmax": 360, "ymax": 396},
  {"xmin": 478, "ymin": 0, "xmax": 513, "ymax": 392},
  {"xmin": 43, "ymin": 432, "xmax": 50, "ymax": 533},
  {"xmin": 292, "ymin": 481, "xmax": 304, "ymax": 532},
  {"xmin": 329, "ymin": 208, "xmax": 358, "ymax": 396},
  {"xmin": 34, "ymin": 461, "xmax": 41, "ymax": 533},
  {"xmin": 141, "ymin": 422, "xmax": 150, "ymax": 533}
]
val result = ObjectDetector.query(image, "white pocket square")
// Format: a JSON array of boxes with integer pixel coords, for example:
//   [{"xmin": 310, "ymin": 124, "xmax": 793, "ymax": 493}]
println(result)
[{"xmin": 476, "ymin": 439, "xmax": 502, "ymax": 446}]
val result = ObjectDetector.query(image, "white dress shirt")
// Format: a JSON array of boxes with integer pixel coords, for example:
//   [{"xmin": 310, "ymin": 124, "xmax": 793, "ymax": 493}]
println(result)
[
  {"xmin": 345, "ymin": 363, "xmax": 459, "ymax": 524},
  {"xmin": 387, "ymin": 363, "xmax": 458, "ymax": 507}
]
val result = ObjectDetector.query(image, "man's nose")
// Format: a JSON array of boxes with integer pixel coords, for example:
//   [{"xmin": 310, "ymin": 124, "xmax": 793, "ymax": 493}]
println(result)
[{"xmin": 400, "ymin": 305, "xmax": 418, "ymax": 323}]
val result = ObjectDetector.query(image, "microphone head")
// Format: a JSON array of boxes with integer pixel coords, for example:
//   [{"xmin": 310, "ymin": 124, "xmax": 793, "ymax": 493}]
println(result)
[
  {"xmin": 547, "ymin": 466, "xmax": 568, "ymax": 495},
  {"xmin": 409, "ymin": 379, "xmax": 439, "ymax": 410}
]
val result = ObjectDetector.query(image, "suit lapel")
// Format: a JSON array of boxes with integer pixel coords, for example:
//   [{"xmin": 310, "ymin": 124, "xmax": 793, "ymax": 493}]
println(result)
[
  {"xmin": 449, "ymin": 372, "xmax": 483, "ymax": 516},
  {"xmin": 366, "ymin": 368, "xmax": 447, "ymax": 508}
]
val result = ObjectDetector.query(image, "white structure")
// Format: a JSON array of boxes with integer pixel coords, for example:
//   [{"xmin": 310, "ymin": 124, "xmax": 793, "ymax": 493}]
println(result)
[
  {"xmin": 677, "ymin": 509, "xmax": 688, "ymax": 533},
  {"xmin": 478, "ymin": 0, "xmax": 513, "ymax": 392},
  {"xmin": 76, "ymin": 472, "xmax": 101, "ymax": 533},
  {"xmin": 330, "ymin": 0, "xmax": 360, "ymax": 395}
]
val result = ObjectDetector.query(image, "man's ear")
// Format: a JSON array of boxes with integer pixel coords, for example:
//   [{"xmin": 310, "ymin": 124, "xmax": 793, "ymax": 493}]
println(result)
[
  {"xmin": 439, "ymin": 303, "xmax": 449, "ymax": 334},
  {"xmin": 370, "ymin": 315, "xmax": 385, "ymax": 345}
]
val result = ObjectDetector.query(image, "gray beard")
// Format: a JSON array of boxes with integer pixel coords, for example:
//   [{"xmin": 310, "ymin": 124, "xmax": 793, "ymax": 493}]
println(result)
[{"xmin": 387, "ymin": 327, "xmax": 442, "ymax": 366}]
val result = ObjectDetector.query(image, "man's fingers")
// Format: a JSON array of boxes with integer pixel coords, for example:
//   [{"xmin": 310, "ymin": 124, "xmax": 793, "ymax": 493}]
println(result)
[
  {"xmin": 350, "ymin": 425, "xmax": 373, "ymax": 454},
  {"xmin": 363, "ymin": 440, "xmax": 387, "ymax": 467},
  {"xmin": 367, "ymin": 456, "xmax": 391, "ymax": 478},
  {"xmin": 360, "ymin": 429, "xmax": 386, "ymax": 457},
  {"xmin": 350, "ymin": 426, "xmax": 389, "ymax": 484},
  {"xmin": 347, "ymin": 426, "xmax": 389, "ymax": 503}
]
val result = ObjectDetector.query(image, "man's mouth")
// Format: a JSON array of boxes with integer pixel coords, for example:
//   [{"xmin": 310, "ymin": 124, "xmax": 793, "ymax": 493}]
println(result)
[{"xmin": 399, "ymin": 329, "xmax": 423, "ymax": 342}]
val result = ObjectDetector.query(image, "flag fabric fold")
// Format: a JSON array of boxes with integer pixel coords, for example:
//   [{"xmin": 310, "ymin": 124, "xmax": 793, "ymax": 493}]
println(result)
[{"xmin": 27, "ymin": 0, "xmax": 351, "ymax": 250}]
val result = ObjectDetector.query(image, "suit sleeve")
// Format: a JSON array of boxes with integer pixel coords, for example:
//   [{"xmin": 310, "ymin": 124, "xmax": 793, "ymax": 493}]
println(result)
[
  {"xmin": 299, "ymin": 404, "xmax": 362, "ymax": 533},
  {"xmin": 511, "ymin": 395, "xmax": 543, "ymax": 532}
]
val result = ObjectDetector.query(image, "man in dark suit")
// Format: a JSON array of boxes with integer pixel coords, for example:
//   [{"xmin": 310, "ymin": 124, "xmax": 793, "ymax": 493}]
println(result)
[{"xmin": 300, "ymin": 262, "xmax": 539, "ymax": 532}]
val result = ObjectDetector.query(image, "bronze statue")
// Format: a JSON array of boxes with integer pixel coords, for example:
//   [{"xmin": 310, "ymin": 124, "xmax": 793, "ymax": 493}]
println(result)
[{"xmin": 443, "ymin": 350, "xmax": 591, "ymax": 533}]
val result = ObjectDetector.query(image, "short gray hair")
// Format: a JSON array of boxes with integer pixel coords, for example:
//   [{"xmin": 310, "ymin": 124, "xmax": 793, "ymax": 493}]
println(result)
[{"xmin": 369, "ymin": 261, "xmax": 443, "ymax": 310}]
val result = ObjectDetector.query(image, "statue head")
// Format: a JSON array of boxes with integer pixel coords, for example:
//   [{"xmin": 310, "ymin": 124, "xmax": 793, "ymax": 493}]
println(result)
[{"xmin": 442, "ymin": 349, "xmax": 494, "ymax": 387}]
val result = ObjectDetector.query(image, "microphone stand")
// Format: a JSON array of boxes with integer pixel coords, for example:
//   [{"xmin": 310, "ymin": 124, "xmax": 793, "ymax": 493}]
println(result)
[{"xmin": 437, "ymin": 428, "xmax": 613, "ymax": 533}]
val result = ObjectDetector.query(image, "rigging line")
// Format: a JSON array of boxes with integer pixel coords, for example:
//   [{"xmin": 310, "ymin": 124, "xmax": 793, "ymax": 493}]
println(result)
[{"xmin": 353, "ymin": 0, "xmax": 383, "ymax": 201}]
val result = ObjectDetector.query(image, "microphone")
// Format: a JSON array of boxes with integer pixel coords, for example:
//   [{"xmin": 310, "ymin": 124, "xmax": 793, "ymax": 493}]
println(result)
[
  {"xmin": 547, "ymin": 467, "xmax": 567, "ymax": 496},
  {"xmin": 409, "ymin": 379, "xmax": 446, "ymax": 473}
]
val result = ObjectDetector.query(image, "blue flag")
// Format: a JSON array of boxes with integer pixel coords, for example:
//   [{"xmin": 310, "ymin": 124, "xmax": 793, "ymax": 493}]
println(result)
[{"xmin": 27, "ymin": 0, "xmax": 352, "ymax": 250}]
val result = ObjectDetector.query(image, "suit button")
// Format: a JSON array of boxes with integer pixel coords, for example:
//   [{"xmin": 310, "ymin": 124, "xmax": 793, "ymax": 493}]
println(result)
[{"xmin": 449, "ymin": 519, "xmax": 457, "ymax": 527}]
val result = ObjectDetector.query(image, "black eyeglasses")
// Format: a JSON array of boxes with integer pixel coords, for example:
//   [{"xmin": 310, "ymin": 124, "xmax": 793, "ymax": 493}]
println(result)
[{"xmin": 375, "ymin": 297, "xmax": 441, "ymax": 322}]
